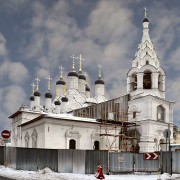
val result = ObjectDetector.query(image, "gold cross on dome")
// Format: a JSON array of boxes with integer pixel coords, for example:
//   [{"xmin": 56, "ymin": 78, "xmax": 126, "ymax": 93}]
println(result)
[
  {"xmin": 98, "ymin": 64, "xmax": 102, "ymax": 78},
  {"xmin": 46, "ymin": 74, "xmax": 52, "ymax": 91},
  {"xmin": 31, "ymin": 83, "xmax": 35, "ymax": 94},
  {"xmin": 35, "ymin": 77, "xmax": 40, "ymax": 90},
  {"xmin": 70, "ymin": 54, "xmax": 77, "ymax": 71},
  {"xmin": 144, "ymin": 7, "xmax": 147, "ymax": 17},
  {"xmin": 77, "ymin": 53, "xmax": 85, "ymax": 72},
  {"xmin": 59, "ymin": 65, "xmax": 64, "ymax": 79}
]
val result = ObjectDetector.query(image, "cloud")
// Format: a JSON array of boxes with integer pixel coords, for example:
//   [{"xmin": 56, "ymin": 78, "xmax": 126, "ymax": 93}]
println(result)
[
  {"xmin": 2, "ymin": 85, "xmax": 27, "ymax": 114},
  {"xmin": 0, "ymin": 0, "xmax": 30, "ymax": 13},
  {"xmin": 0, "ymin": 85, "xmax": 27, "ymax": 131},
  {"xmin": 0, "ymin": 61, "xmax": 29, "ymax": 85},
  {"xmin": 0, "ymin": 33, "xmax": 8, "ymax": 56}
]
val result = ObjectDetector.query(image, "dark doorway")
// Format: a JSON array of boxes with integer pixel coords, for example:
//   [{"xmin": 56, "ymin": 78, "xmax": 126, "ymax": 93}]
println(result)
[{"xmin": 69, "ymin": 139, "xmax": 76, "ymax": 149}]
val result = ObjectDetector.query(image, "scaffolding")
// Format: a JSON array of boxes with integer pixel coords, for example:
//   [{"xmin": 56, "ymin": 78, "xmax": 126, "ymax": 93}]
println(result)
[{"xmin": 73, "ymin": 95, "xmax": 139, "ymax": 152}]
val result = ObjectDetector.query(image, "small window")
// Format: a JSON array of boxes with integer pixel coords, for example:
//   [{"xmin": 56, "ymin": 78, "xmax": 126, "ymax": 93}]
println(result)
[
  {"xmin": 94, "ymin": 141, "xmax": 100, "ymax": 150},
  {"xmin": 133, "ymin": 112, "xmax": 136, "ymax": 118},
  {"xmin": 157, "ymin": 105, "xmax": 165, "ymax": 121},
  {"xmin": 69, "ymin": 139, "xmax": 76, "ymax": 149},
  {"xmin": 146, "ymin": 60, "xmax": 149, "ymax": 65}
]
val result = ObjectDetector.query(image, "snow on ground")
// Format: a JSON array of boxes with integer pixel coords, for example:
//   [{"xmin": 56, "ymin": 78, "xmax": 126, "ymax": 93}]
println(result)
[{"xmin": 0, "ymin": 166, "xmax": 180, "ymax": 180}]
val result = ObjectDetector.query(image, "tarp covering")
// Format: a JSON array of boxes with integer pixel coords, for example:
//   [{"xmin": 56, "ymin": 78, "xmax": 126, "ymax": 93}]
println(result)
[
  {"xmin": 58, "ymin": 149, "xmax": 85, "ymax": 173},
  {"xmin": 109, "ymin": 152, "xmax": 134, "ymax": 173},
  {"xmin": 16, "ymin": 148, "xmax": 58, "ymax": 172},
  {"xmin": 5, "ymin": 147, "xmax": 16, "ymax": 169},
  {"xmin": 0, "ymin": 146, "xmax": 4, "ymax": 165},
  {"xmin": 85, "ymin": 150, "xmax": 108, "ymax": 174}
]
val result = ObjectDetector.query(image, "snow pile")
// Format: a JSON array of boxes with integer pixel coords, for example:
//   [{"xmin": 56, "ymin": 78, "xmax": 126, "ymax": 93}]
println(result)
[
  {"xmin": 0, "ymin": 166, "xmax": 179, "ymax": 180},
  {"xmin": 39, "ymin": 167, "xmax": 53, "ymax": 174},
  {"xmin": 160, "ymin": 173, "xmax": 180, "ymax": 180}
]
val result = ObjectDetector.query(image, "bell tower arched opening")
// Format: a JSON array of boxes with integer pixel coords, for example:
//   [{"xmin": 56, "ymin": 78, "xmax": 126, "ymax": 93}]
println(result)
[
  {"xmin": 143, "ymin": 70, "xmax": 152, "ymax": 89},
  {"xmin": 130, "ymin": 73, "xmax": 137, "ymax": 91}
]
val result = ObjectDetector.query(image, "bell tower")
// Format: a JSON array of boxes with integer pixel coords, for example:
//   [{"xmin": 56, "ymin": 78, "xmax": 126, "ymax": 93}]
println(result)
[{"xmin": 127, "ymin": 8, "xmax": 174, "ymax": 152}]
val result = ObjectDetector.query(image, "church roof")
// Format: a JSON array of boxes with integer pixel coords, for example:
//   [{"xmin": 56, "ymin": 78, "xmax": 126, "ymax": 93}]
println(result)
[
  {"xmin": 34, "ymin": 90, "xmax": 41, "ymax": 97},
  {"xmin": 45, "ymin": 91, "xmax": 53, "ymax": 98},
  {"xmin": 56, "ymin": 78, "xmax": 66, "ymax": 85},
  {"xmin": 19, "ymin": 113, "xmax": 99, "ymax": 127},
  {"xmin": 95, "ymin": 77, "xmax": 105, "ymax": 85}
]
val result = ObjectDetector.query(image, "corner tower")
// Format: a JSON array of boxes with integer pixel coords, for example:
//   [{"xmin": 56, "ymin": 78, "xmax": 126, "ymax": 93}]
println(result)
[{"xmin": 127, "ymin": 8, "xmax": 174, "ymax": 153}]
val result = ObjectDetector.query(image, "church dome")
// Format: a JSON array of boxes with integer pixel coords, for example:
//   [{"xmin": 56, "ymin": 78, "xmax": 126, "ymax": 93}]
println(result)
[
  {"xmin": 30, "ymin": 95, "xmax": 34, "ymax": 101},
  {"xmin": 54, "ymin": 100, "xmax": 61, "ymax": 106},
  {"xmin": 143, "ymin": 17, "xmax": 149, "ymax": 23},
  {"xmin": 95, "ymin": 77, "xmax": 105, "ymax": 85},
  {"xmin": 34, "ymin": 90, "xmax": 41, "ymax": 97},
  {"xmin": 45, "ymin": 91, "xmax": 52, "ymax": 98},
  {"xmin": 86, "ymin": 84, "xmax": 90, "ymax": 91},
  {"xmin": 79, "ymin": 72, "xmax": 86, "ymax": 80},
  {"xmin": 68, "ymin": 71, "xmax": 78, "ymax": 77},
  {"xmin": 61, "ymin": 96, "xmax": 68, "ymax": 102},
  {"xmin": 56, "ymin": 78, "xmax": 66, "ymax": 85}
]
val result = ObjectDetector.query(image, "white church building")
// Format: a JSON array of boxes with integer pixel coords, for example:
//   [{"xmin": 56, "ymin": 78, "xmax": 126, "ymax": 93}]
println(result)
[{"xmin": 9, "ymin": 11, "xmax": 174, "ymax": 152}]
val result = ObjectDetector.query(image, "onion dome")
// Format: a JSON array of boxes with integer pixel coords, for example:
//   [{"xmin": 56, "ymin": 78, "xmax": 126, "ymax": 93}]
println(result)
[
  {"xmin": 68, "ymin": 71, "xmax": 78, "ymax": 77},
  {"xmin": 86, "ymin": 84, "xmax": 90, "ymax": 91},
  {"xmin": 143, "ymin": 17, "xmax": 149, "ymax": 23},
  {"xmin": 95, "ymin": 77, "xmax": 105, "ymax": 85},
  {"xmin": 30, "ymin": 95, "xmax": 34, "ymax": 101},
  {"xmin": 34, "ymin": 90, "xmax": 41, "ymax": 97},
  {"xmin": 56, "ymin": 78, "xmax": 66, "ymax": 85},
  {"xmin": 45, "ymin": 91, "xmax": 52, "ymax": 98},
  {"xmin": 79, "ymin": 72, "xmax": 86, "ymax": 80},
  {"xmin": 54, "ymin": 100, "xmax": 61, "ymax": 106},
  {"xmin": 61, "ymin": 96, "xmax": 68, "ymax": 102}
]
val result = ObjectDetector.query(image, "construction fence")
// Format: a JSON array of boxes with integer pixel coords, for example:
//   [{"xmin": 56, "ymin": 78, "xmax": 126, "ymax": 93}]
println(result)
[{"xmin": 0, "ymin": 146, "xmax": 179, "ymax": 174}]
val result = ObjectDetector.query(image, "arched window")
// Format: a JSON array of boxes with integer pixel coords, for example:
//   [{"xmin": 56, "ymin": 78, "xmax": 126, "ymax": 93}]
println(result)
[
  {"xmin": 146, "ymin": 60, "xmax": 149, "ymax": 65},
  {"xmin": 31, "ymin": 129, "xmax": 37, "ymax": 148},
  {"xmin": 131, "ymin": 73, "xmax": 137, "ymax": 91},
  {"xmin": 24, "ymin": 132, "xmax": 29, "ymax": 148},
  {"xmin": 157, "ymin": 105, "xmax": 165, "ymax": 121},
  {"xmin": 94, "ymin": 141, "xmax": 100, "ymax": 150},
  {"xmin": 69, "ymin": 139, "xmax": 76, "ymax": 149},
  {"xmin": 143, "ymin": 70, "xmax": 152, "ymax": 89}
]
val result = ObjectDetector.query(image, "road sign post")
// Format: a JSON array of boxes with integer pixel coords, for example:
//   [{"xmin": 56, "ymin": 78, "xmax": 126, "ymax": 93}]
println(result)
[
  {"xmin": 144, "ymin": 153, "xmax": 159, "ymax": 160},
  {"xmin": 1, "ymin": 130, "xmax": 11, "ymax": 166}
]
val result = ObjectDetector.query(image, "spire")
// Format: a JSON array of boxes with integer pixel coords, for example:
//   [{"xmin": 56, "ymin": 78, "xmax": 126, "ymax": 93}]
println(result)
[
  {"xmin": 35, "ymin": 77, "xmax": 40, "ymax": 91},
  {"xmin": 77, "ymin": 53, "xmax": 85, "ymax": 72},
  {"xmin": 144, "ymin": 7, "xmax": 147, "ymax": 17},
  {"xmin": 95, "ymin": 64, "xmax": 104, "ymax": 85},
  {"xmin": 132, "ymin": 8, "xmax": 160, "ymax": 68},
  {"xmin": 31, "ymin": 83, "xmax": 35, "ymax": 94},
  {"xmin": 70, "ymin": 54, "xmax": 77, "ymax": 71},
  {"xmin": 46, "ymin": 74, "xmax": 52, "ymax": 91},
  {"xmin": 59, "ymin": 65, "xmax": 64, "ymax": 79},
  {"xmin": 98, "ymin": 64, "xmax": 102, "ymax": 78}
]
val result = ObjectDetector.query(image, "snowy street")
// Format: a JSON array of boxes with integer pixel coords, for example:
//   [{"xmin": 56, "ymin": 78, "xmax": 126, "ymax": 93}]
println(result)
[{"xmin": 0, "ymin": 166, "xmax": 180, "ymax": 180}]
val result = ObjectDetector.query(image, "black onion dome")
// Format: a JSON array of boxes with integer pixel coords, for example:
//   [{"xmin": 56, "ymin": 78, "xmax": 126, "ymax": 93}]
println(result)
[
  {"xmin": 61, "ymin": 96, "xmax": 68, "ymax": 102},
  {"xmin": 143, "ymin": 17, "xmax": 149, "ymax": 23},
  {"xmin": 45, "ymin": 91, "xmax": 52, "ymax": 98},
  {"xmin": 68, "ymin": 71, "xmax": 78, "ymax": 77},
  {"xmin": 56, "ymin": 78, "xmax": 66, "ymax": 85},
  {"xmin": 79, "ymin": 72, "xmax": 86, "ymax": 80},
  {"xmin": 54, "ymin": 100, "xmax": 61, "ymax": 106},
  {"xmin": 95, "ymin": 77, "xmax": 105, "ymax": 85},
  {"xmin": 86, "ymin": 84, "xmax": 90, "ymax": 91},
  {"xmin": 30, "ymin": 95, "xmax": 34, "ymax": 101},
  {"xmin": 34, "ymin": 90, "xmax": 41, "ymax": 97}
]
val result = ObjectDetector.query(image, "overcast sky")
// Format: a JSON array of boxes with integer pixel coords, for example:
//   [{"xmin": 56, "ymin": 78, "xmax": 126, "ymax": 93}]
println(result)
[{"xmin": 0, "ymin": 0, "xmax": 180, "ymax": 132}]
